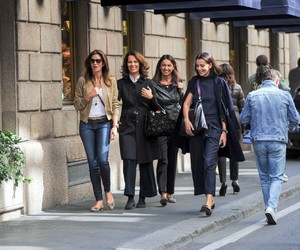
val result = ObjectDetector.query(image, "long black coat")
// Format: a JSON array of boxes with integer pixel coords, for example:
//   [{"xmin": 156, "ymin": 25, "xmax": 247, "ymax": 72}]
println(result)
[{"xmin": 117, "ymin": 77, "xmax": 161, "ymax": 164}]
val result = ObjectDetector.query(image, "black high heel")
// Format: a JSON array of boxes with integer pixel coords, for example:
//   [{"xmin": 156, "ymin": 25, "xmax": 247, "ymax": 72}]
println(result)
[
  {"xmin": 219, "ymin": 183, "xmax": 228, "ymax": 196},
  {"xmin": 232, "ymin": 181, "xmax": 240, "ymax": 193},
  {"xmin": 200, "ymin": 205, "xmax": 212, "ymax": 216}
]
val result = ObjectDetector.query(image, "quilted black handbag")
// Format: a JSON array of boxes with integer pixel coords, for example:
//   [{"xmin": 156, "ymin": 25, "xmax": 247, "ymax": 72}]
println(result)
[{"xmin": 144, "ymin": 107, "xmax": 176, "ymax": 138}]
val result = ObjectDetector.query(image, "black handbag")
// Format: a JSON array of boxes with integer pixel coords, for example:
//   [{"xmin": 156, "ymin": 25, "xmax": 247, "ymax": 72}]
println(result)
[
  {"xmin": 144, "ymin": 107, "xmax": 176, "ymax": 138},
  {"xmin": 180, "ymin": 80, "xmax": 207, "ymax": 136}
]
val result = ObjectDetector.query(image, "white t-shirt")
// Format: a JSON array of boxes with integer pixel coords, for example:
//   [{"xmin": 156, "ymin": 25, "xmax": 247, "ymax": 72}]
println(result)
[{"xmin": 89, "ymin": 88, "xmax": 106, "ymax": 117}]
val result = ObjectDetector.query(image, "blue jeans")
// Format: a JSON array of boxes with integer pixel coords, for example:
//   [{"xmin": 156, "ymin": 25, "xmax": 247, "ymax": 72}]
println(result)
[
  {"xmin": 253, "ymin": 141, "xmax": 286, "ymax": 211},
  {"xmin": 79, "ymin": 119, "xmax": 111, "ymax": 201}
]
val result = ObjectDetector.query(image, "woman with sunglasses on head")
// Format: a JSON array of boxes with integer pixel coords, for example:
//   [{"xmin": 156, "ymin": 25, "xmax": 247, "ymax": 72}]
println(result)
[
  {"xmin": 74, "ymin": 49, "xmax": 120, "ymax": 212},
  {"xmin": 117, "ymin": 50, "xmax": 160, "ymax": 210},
  {"xmin": 152, "ymin": 54, "xmax": 184, "ymax": 206}
]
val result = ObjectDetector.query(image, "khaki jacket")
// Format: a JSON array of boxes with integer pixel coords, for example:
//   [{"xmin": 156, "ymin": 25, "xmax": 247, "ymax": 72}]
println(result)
[{"xmin": 74, "ymin": 76, "xmax": 120, "ymax": 122}]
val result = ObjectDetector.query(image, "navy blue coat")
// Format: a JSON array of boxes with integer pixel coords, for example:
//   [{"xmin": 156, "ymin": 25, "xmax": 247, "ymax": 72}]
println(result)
[{"xmin": 175, "ymin": 75, "xmax": 245, "ymax": 162}]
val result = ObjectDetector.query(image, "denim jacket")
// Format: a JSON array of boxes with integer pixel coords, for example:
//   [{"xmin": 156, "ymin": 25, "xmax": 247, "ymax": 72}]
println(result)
[{"xmin": 240, "ymin": 80, "xmax": 300, "ymax": 143}]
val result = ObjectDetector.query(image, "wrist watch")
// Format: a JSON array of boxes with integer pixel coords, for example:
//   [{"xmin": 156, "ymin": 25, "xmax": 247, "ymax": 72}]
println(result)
[{"xmin": 221, "ymin": 129, "xmax": 228, "ymax": 134}]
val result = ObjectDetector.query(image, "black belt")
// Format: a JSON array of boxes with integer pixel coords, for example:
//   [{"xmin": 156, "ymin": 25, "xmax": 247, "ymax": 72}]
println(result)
[{"xmin": 88, "ymin": 116, "xmax": 108, "ymax": 122}]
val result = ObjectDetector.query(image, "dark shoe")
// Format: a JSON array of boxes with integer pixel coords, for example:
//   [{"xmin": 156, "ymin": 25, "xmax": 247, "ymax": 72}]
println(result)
[
  {"xmin": 219, "ymin": 183, "xmax": 228, "ymax": 196},
  {"xmin": 160, "ymin": 197, "xmax": 168, "ymax": 207},
  {"xmin": 200, "ymin": 205, "xmax": 212, "ymax": 216},
  {"xmin": 232, "ymin": 181, "xmax": 240, "ymax": 193},
  {"xmin": 136, "ymin": 197, "xmax": 146, "ymax": 208},
  {"xmin": 125, "ymin": 198, "xmax": 135, "ymax": 210}
]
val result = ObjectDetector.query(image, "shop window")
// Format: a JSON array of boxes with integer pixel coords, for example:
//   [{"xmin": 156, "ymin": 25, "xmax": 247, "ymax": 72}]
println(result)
[
  {"xmin": 61, "ymin": 0, "xmax": 75, "ymax": 102},
  {"xmin": 122, "ymin": 8, "xmax": 130, "ymax": 56}
]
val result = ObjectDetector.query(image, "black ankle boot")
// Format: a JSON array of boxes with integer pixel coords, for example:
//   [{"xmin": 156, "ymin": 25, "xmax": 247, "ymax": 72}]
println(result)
[
  {"xmin": 219, "ymin": 182, "xmax": 228, "ymax": 196},
  {"xmin": 125, "ymin": 196, "xmax": 135, "ymax": 210},
  {"xmin": 136, "ymin": 196, "xmax": 146, "ymax": 208}
]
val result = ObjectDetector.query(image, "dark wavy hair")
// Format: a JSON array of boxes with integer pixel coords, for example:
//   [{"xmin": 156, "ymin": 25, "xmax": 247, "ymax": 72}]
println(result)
[
  {"xmin": 121, "ymin": 50, "xmax": 149, "ymax": 79},
  {"xmin": 84, "ymin": 49, "xmax": 111, "ymax": 87},
  {"xmin": 152, "ymin": 54, "xmax": 179, "ymax": 84},
  {"xmin": 194, "ymin": 52, "xmax": 222, "ymax": 77}
]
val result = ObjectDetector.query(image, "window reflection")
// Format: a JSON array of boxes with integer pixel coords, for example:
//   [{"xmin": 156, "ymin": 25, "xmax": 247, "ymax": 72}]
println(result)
[{"xmin": 61, "ymin": 0, "xmax": 73, "ymax": 101}]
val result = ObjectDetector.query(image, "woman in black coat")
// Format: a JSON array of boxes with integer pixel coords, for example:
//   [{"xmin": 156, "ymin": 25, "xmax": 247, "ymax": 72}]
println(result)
[{"xmin": 118, "ymin": 50, "xmax": 160, "ymax": 210}]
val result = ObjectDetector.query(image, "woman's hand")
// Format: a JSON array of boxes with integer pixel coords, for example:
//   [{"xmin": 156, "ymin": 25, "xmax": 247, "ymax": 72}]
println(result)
[
  {"xmin": 110, "ymin": 126, "xmax": 118, "ymax": 141},
  {"xmin": 86, "ymin": 87, "xmax": 100, "ymax": 101},
  {"xmin": 141, "ymin": 86, "xmax": 153, "ymax": 99},
  {"xmin": 177, "ymin": 81, "xmax": 184, "ymax": 91},
  {"xmin": 219, "ymin": 131, "xmax": 227, "ymax": 148},
  {"xmin": 184, "ymin": 118, "xmax": 194, "ymax": 137}
]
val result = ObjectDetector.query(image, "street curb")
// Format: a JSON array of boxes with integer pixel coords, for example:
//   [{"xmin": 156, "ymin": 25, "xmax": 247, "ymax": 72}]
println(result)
[{"xmin": 116, "ymin": 176, "xmax": 300, "ymax": 250}]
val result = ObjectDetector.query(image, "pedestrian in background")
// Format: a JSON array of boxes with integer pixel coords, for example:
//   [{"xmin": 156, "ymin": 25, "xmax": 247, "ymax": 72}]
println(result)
[
  {"xmin": 288, "ymin": 57, "xmax": 300, "ymax": 97},
  {"xmin": 247, "ymin": 54, "xmax": 270, "ymax": 93},
  {"xmin": 217, "ymin": 63, "xmax": 245, "ymax": 196},
  {"xmin": 240, "ymin": 69, "xmax": 300, "ymax": 225},
  {"xmin": 176, "ymin": 52, "xmax": 244, "ymax": 216},
  {"xmin": 152, "ymin": 54, "xmax": 184, "ymax": 206},
  {"xmin": 248, "ymin": 55, "xmax": 289, "ymax": 93},
  {"xmin": 117, "ymin": 50, "xmax": 160, "ymax": 210},
  {"xmin": 74, "ymin": 49, "xmax": 120, "ymax": 212}
]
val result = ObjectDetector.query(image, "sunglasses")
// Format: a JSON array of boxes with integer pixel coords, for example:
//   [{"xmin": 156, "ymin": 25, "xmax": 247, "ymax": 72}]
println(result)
[{"xmin": 89, "ymin": 58, "xmax": 102, "ymax": 64}]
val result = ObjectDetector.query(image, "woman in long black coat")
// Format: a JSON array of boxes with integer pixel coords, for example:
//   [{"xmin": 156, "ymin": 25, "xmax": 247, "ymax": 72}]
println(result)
[{"xmin": 118, "ymin": 50, "xmax": 160, "ymax": 210}]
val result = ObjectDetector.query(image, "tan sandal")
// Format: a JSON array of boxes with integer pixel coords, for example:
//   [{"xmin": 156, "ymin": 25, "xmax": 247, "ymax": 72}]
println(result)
[
  {"xmin": 105, "ymin": 192, "xmax": 115, "ymax": 210},
  {"xmin": 90, "ymin": 201, "xmax": 104, "ymax": 212}
]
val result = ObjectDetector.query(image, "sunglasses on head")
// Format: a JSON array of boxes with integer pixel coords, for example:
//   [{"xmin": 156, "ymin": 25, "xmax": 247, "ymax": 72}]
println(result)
[{"xmin": 89, "ymin": 58, "xmax": 102, "ymax": 64}]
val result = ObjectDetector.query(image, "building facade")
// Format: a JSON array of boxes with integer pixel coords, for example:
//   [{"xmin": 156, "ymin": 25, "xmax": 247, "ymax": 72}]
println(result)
[{"xmin": 0, "ymin": 0, "xmax": 299, "ymax": 220}]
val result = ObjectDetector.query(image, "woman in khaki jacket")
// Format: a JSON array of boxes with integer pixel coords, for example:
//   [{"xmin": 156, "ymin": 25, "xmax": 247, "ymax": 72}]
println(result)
[{"xmin": 74, "ymin": 49, "xmax": 120, "ymax": 212}]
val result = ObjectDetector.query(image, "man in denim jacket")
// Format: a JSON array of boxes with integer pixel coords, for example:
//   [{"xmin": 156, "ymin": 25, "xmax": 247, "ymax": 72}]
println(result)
[{"xmin": 240, "ymin": 69, "xmax": 300, "ymax": 225}]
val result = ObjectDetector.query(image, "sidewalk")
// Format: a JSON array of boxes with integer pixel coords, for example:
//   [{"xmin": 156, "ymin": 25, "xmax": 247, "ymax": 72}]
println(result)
[{"xmin": 0, "ymin": 152, "xmax": 299, "ymax": 250}]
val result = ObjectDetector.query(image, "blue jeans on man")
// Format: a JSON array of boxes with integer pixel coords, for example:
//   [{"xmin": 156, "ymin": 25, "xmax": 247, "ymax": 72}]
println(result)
[
  {"xmin": 79, "ymin": 119, "xmax": 111, "ymax": 201},
  {"xmin": 253, "ymin": 141, "xmax": 286, "ymax": 211}
]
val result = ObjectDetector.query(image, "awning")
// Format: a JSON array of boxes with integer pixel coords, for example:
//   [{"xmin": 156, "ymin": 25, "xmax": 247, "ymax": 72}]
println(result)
[
  {"xmin": 100, "ymin": 0, "xmax": 300, "ymax": 33},
  {"xmin": 129, "ymin": 1, "xmax": 261, "ymax": 13},
  {"xmin": 272, "ymin": 27, "xmax": 300, "ymax": 33},
  {"xmin": 190, "ymin": 0, "xmax": 300, "ymax": 22},
  {"xmin": 234, "ymin": 19, "xmax": 300, "ymax": 28},
  {"xmin": 101, "ymin": 0, "xmax": 261, "ymax": 12}
]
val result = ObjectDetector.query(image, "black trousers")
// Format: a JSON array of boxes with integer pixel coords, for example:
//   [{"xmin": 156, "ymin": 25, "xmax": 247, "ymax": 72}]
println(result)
[
  {"xmin": 217, "ymin": 129, "xmax": 241, "ymax": 183},
  {"xmin": 156, "ymin": 135, "xmax": 179, "ymax": 195},
  {"xmin": 123, "ymin": 159, "xmax": 157, "ymax": 197}
]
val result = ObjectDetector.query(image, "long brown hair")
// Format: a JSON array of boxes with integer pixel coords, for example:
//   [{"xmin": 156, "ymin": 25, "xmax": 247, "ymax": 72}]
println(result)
[
  {"xmin": 220, "ymin": 63, "xmax": 236, "ymax": 92},
  {"xmin": 84, "ymin": 49, "xmax": 111, "ymax": 87},
  {"xmin": 152, "ymin": 54, "xmax": 179, "ymax": 84},
  {"xmin": 121, "ymin": 50, "xmax": 149, "ymax": 79},
  {"xmin": 194, "ymin": 52, "xmax": 222, "ymax": 77}
]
